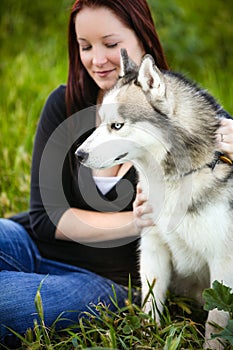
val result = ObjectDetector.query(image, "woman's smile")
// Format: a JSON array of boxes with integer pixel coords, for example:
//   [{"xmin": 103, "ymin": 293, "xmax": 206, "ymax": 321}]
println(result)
[{"xmin": 94, "ymin": 68, "xmax": 116, "ymax": 78}]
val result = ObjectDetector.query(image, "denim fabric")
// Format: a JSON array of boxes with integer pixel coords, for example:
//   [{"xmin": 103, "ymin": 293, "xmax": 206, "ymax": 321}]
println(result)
[{"xmin": 0, "ymin": 219, "xmax": 139, "ymax": 347}]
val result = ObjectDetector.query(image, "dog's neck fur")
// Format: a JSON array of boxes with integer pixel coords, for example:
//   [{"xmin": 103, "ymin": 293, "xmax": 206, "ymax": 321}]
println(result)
[{"xmin": 180, "ymin": 151, "xmax": 232, "ymax": 177}]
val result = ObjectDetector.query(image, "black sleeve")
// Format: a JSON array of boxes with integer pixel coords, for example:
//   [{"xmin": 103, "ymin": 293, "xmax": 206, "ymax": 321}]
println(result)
[{"xmin": 29, "ymin": 85, "xmax": 71, "ymax": 240}]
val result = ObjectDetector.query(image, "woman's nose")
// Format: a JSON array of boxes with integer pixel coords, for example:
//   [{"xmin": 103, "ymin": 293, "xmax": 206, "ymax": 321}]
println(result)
[{"xmin": 92, "ymin": 48, "xmax": 108, "ymax": 66}]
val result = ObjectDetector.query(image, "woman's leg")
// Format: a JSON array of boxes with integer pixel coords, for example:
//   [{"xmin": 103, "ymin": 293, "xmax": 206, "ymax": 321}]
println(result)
[
  {"xmin": 0, "ymin": 219, "xmax": 139, "ymax": 346},
  {"xmin": 0, "ymin": 218, "xmax": 40, "ymax": 272},
  {"xmin": 0, "ymin": 218, "xmax": 44, "ymax": 346}
]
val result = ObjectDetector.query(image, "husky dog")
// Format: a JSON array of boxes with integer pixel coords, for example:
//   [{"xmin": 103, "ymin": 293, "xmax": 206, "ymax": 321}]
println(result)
[{"xmin": 76, "ymin": 49, "xmax": 233, "ymax": 349}]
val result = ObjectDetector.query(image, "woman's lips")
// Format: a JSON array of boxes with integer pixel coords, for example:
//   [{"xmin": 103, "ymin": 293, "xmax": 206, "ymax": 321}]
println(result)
[{"xmin": 95, "ymin": 69, "xmax": 116, "ymax": 78}]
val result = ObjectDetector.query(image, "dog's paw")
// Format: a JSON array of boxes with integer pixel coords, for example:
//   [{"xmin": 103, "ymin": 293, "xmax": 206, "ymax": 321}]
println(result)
[
  {"xmin": 203, "ymin": 338, "xmax": 225, "ymax": 350},
  {"xmin": 142, "ymin": 299, "xmax": 161, "ymax": 326}
]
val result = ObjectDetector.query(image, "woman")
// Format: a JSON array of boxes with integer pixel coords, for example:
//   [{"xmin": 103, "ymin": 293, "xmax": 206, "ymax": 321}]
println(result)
[{"xmin": 0, "ymin": 0, "xmax": 232, "ymax": 346}]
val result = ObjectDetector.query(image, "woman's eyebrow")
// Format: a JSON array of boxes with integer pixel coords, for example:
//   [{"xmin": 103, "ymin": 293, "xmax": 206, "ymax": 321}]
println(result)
[
  {"xmin": 78, "ymin": 34, "xmax": 119, "ymax": 41},
  {"xmin": 103, "ymin": 34, "xmax": 122, "ymax": 40},
  {"xmin": 77, "ymin": 37, "xmax": 88, "ymax": 42}
]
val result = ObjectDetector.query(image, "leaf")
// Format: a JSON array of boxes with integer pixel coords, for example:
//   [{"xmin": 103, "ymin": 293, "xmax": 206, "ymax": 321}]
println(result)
[
  {"xmin": 203, "ymin": 280, "xmax": 233, "ymax": 312},
  {"xmin": 126, "ymin": 315, "xmax": 141, "ymax": 330},
  {"xmin": 122, "ymin": 324, "xmax": 132, "ymax": 335},
  {"xmin": 34, "ymin": 275, "xmax": 49, "ymax": 321},
  {"xmin": 163, "ymin": 327, "xmax": 183, "ymax": 350}
]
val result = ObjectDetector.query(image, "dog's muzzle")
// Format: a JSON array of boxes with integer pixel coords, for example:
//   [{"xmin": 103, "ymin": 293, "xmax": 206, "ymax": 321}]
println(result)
[{"xmin": 75, "ymin": 149, "xmax": 89, "ymax": 163}]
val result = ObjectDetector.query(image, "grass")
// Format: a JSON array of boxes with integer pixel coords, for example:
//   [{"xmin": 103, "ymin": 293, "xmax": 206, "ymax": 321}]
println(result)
[
  {"xmin": 0, "ymin": 0, "xmax": 72, "ymax": 217},
  {"xmin": 1, "ymin": 1, "xmax": 233, "ymax": 349},
  {"xmin": 2, "ymin": 280, "xmax": 233, "ymax": 349},
  {"xmin": 0, "ymin": 283, "xmax": 207, "ymax": 349}
]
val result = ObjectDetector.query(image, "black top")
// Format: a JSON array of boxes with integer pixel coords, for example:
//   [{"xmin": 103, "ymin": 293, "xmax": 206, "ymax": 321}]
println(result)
[{"xmin": 12, "ymin": 85, "xmax": 140, "ymax": 287}]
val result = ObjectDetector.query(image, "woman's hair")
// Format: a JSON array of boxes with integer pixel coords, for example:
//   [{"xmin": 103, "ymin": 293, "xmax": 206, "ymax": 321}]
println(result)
[{"xmin": 66, "ymin": 0, "xmax": 169, "ymax": 115}]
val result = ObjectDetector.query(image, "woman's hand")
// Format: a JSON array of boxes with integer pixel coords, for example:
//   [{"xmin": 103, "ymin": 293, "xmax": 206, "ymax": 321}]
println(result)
[
  {"xmin": 133, "ymin": 184, "xmax": 155, "ymax": 231},
  {"xmin": 216, "ymin": 118, "xmax": 233, "ymax": 160}
]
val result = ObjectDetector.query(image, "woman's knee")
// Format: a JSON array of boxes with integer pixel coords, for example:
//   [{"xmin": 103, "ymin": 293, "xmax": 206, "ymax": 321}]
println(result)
[
  {"xmin": 0, "ymin": 218, "xmax": 38, "ymax": 272},
  {"xmin": 0, "ymin": 218, "xmax": 30, "ymax": 251},
  {"xmin": 0, "ymin": 218, "xmax": 26, "ymax": 239}
]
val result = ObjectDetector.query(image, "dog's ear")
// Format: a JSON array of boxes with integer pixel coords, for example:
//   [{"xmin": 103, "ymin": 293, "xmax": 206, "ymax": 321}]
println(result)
[
  {"xmin": 138, "ymin": 55, "xmax": 165, "ymax": 97},
  {"xmin": 119, "ymin": 48, "xmax": 138, "ymax": 77}
]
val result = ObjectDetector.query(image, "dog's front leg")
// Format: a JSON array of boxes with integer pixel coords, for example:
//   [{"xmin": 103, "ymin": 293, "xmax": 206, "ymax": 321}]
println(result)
[
  {"xmin": 140, "ymin": 229, "xmax": 171, "ymax": 324},
  {"xmin": 204, "ymin": 260, "xmax": 233, "ymax": 349},
  {"xmin": 204, "ymin": 309, "xmax": 228, "ymax": 350}
]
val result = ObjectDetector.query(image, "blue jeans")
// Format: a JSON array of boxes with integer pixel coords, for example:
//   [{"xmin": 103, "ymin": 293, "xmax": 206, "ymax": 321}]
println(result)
[{"xmin": 0, "ymin": 218, "xmax": 140, "ymax": 347}]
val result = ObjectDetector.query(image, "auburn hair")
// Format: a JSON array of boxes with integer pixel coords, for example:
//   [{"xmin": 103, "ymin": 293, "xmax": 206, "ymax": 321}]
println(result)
[{"xmin": 66, "ymin": 0, "xmax": 169, "ymax": 116}]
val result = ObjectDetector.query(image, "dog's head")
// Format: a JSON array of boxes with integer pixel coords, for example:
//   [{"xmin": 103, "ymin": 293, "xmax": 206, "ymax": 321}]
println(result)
[
  {"xmin": 75, "ymin": 49, "xmax": 172, "ymax": 171},
  {"xmin": 76, "ymin": 49, "xmax": 221, "ymax": 175}
]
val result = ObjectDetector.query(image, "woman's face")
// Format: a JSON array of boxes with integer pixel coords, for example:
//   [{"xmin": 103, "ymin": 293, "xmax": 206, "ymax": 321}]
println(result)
[{"xmin": 75, "ymin": 6, "xmax": 145, "ymax": 91}]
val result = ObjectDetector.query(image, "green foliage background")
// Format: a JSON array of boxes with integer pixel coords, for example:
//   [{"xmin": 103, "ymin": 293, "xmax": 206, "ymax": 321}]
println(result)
[{"xmin": 0, "ymin": 0, "xmax": 233, "ymax": 216}]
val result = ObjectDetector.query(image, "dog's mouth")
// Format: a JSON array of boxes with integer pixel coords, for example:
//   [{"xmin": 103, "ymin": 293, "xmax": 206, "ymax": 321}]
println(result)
[{"xmin": 114, "ymin": 152, "xmax": 128, "ymax": 161}]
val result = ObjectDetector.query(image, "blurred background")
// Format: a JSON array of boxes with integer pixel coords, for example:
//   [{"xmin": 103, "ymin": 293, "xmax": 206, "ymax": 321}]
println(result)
[{"xmin": 0, "ymin": 0, "xmax": 232, "ymax": 216}]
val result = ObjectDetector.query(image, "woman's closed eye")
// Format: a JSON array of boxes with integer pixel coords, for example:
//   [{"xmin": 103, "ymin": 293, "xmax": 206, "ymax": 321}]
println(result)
[
  {"xmin": 106, "ymin": 42, "xmax": 119, "ymax": 48},
  {"xmin": 80, "ymin": 45, "xmax": 92, "ymax": 51}
]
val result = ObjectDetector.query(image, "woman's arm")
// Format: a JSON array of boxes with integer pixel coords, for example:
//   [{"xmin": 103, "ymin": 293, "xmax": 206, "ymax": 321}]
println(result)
[
  {"xmin": 56, "ymin": 182, "xmax": 155, "ymax": 243},
  {"xmin": 55, "ymin": 208, "xmax": 139, "ymax": 243}
]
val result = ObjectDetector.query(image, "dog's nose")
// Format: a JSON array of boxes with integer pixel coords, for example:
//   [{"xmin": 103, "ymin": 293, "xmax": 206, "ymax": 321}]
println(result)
[{"xmin": 75, "ymin": 149, "xmax": 89, "ymax": 163}]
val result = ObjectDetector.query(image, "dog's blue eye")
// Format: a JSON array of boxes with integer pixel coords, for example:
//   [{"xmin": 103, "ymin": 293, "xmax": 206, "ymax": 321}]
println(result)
[{"xmin": 111, "ymin": 123, "xmax": 124, "ymax": 130}]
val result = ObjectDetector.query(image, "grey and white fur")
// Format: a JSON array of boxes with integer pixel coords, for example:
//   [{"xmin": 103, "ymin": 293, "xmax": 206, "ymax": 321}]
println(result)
[{"xmin": 76, "ymin": 49, "xmax": 233, "ymax": 349}]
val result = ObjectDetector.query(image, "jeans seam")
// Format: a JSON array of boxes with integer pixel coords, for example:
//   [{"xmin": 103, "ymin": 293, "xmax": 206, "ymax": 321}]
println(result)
[{"xmin": 0, "ymin": 251, "xmax": 31, "ymax": 272}]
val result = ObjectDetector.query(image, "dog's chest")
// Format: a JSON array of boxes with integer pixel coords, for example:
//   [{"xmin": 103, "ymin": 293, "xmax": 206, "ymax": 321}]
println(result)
[
  {"xmin": 154, "ymin": 199, "xmax": 229, "ymax": 276},
  {"xmin": 162, "ymin": 222, "xmax": 208, "ymax": 275}
]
